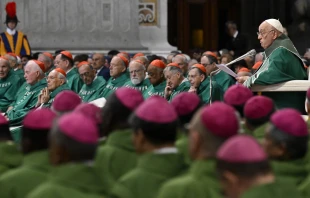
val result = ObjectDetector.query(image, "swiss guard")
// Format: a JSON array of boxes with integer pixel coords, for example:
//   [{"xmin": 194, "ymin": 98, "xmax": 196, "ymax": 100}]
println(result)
[{"xmin": 0, "ymin": 2, "xmax": 31, "ymax": 56}]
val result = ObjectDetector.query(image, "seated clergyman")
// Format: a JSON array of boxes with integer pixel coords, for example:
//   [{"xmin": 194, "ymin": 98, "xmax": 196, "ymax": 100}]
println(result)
[
  {"xmin": 0, "ymin": 57, "xmax": 23, "ymax": 112},
  {"xmin": 6, "ymin": 60, "xmax": 47, "ymax": 126},
  {"xmin": 77, "ymin": 61, "xmax": 106, "ymax": 102},
  {"xmin": 36, "ymin": 68, "xmax": 70, "ymax": 108}
]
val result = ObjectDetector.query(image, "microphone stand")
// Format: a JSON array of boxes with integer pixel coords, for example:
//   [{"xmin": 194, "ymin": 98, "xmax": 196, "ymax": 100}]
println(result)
[{"xmin": 209, "ymin": 69, "xmax": 219, "ymax": 105}]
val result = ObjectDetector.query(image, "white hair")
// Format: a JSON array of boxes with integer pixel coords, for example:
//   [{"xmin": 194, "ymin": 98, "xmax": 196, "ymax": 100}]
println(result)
[{"xmin": 27, "ymin": 61, "xmax": 44, "ymax": 76}]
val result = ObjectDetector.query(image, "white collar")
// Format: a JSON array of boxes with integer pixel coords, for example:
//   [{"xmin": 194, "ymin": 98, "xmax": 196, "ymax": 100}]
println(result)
[
  {"xmin": 66, "ymin": 67, "xmax": 74, "ymax": 74},
  {"xmin": 96, "ymin": 66, "xmax": 104, "ymax": 74},
  {"xmin": 153, "ymin": 147, "xmax": 178, "ymax": 154},
  {"xmin": 233, "ymin": 31, "xmax": 238, "ymax": 38},
  {"xmin": 6, "ymin": 28, "xmax": 16, "ymax": 36}
]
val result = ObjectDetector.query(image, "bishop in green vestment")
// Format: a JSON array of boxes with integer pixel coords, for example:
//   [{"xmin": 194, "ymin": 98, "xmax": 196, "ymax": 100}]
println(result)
[
  {"xmin": 6, "ymin": 60, "xmax": 47, "ymax": 126},
  {"xmin": 124, "ymin": 59, "xmax": 150, "ymax": 93},
  {"xmin": 263, "ymin": 109, "xmax": 308, "ymax": 187},
  {"xmin": 77, "ymin": 62, "xmax": 106, "ymax": 102},
  {"xmin": 158, "ymin": 102, "xmax": 239, "ymax": 198},
  {"xmin": 27, "ymin": 112, "xmax": 105, "ymax": 198},
  {"xmin": 216, "ymin": 134, "xmax": 304, "ymax": 198},
  {"xmin": 240, "ymin": 20, "xmax": 307, "ymax": 112},
  {"xmin": 143, "ymin": 60, "xmax": 167, "ymax": 99},
  {"xmin": 0, "ymin": 58, "xmax": 23, "ymax": 112},
  {"xmin": 110, "ymin": 96, "xmax": 187, "ymax": 198},
  {"xmin": 95, "ymin": 88, "xmax": 144, "ymax": 195},
  {"xmin": 243, "ymin": 95, "xmax": 275, "ymax": 142},
  {"xmin": 0, "ymin": 109, "xmax": 56, "ymax": 198}
]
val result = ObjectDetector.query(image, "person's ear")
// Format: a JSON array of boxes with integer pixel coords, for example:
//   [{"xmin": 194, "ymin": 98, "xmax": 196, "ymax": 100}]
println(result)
[
  {"xmin": 132, "ymin": 129, "xmax": 146, "ymax": 153},
  {"xmin": 222, "ymin": 171, "xmax": 239, "ymax": 187}
]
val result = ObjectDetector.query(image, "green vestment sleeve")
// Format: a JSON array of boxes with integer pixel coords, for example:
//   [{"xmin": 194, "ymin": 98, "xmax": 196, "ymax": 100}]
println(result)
[
  {"xmin": 94, "ymin": 129, "xmax": 137, "ymax": 195},
  {"xmin": 7, "ymin": 79, "xmax": 47, "ymax": 126},
  {"xmin": 213, "ymin": 70, "xmax": 236, "ymax": 92},
  {"xmin": 110, "ymin": 152, "xmax": 187, "ymax": 198},
  {"xmin": 0, "ymin": 151, "xmax": 50, "ymax": 198},
  {"xmin": 26, "ymin": 163, "xmax": 105, "ymax": 198},
  {"xmin": 157, "ymin": 161, "xmax": 221, "ymax": 198},
  {"xmin": 0, "ymin": 141, "xmax": 22, "ymax": 176},
  {"xmin": 0, "ymin": 71, "xmax": 23, "ymax": 112}
]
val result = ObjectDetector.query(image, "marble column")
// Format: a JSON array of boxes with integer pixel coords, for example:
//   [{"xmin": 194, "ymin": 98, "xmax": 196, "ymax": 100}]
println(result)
[
  {"xmin": 0, "ymin": 0, "xmax": 147, "ymax": 54},
  {"xmin": 138, "ymin": 0, "xmax": 177, "ymax": 56}
]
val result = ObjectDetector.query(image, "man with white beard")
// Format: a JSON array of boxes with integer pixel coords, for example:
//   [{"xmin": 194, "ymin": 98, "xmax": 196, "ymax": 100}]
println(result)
[{"xmin": 124, "ymin": 60, "xmax": 150, "ymax": 93}]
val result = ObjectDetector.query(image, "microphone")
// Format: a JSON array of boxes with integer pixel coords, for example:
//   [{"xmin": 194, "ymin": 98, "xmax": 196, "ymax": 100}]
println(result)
[{"xmin": 225, "ymin": 49, "xmax": 256, "ymax": 68}]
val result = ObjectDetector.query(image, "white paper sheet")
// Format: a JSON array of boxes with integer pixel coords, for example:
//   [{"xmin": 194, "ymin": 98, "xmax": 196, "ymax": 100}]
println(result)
[{"xmin": 216, "ymin": 64, "xmax": 238, "ymax": 78}]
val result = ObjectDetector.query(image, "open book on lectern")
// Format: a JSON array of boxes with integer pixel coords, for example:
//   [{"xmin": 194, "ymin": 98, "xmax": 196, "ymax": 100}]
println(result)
[{"xmin": 216, "ymin": 64, "xmax": 238, "ymax": 78}]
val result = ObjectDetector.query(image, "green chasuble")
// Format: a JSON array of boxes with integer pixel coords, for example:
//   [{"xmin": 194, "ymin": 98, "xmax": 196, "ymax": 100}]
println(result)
[
  {"xmin": 27, "ymin": 163, "xmax": 105, "ymax": 198},
  {"xmin": 242, "ymin": 122, "xmax": 268, "ymax": 143},
  {"xmin": 124, "ymin": 78, "xmax": 151, "ymax": 93},
  {"xmin": 66, "ymin": 67, "xmax": 83, "ymax": 93},
  {"xmin": 213, "ymin": 70, "xmax": 236, "ymax": 92},
  {"xmin": 0, "ymin": 141, "xmax": 22, "ymax": 176},
  {"xmin": 175, "ymin": 132, "xmax": 191, "ymax": 166},
  {"xmin": 0, "ymin": 150, "xmax": 50, "ymax": 198},
  {"xmin": 101, "ymin": 72, "xmax": 130, "ymax": 99},
  {"xmin": 12, "ymin": 69, "xmax": 25, "ymax": 83},
  {"xmin": 244, "ymin": 34, "xmax": 307, "ymax": 112},
  {"xmin": 79, "ymin": 77, "xmax": 106, "ymax": 102},
  {"xmin": 45, "ymin": 65, "xmax": 55, "ymax": 76},
  {"xmin": 271, "ymin": 159, "xmax": 307, "ymax": 187},
  {"xmin": 110, "ymin": 151, "xmax": 187, "ymax": 198},
  {"xmin": 197, "ymin": 77, "xmax": 223, "ymax": 104},
  {"xmin": 7, "ymin": 78, "xmax": 47, "ymax": 126},
  {"xmin": 143, "ymin": 81, "xmax": 166, "ymax": 99},
  {"xmin": 42, "ymin": 84, "xmax": 70, "ymax": 108},
  {"xmin": 168, "ymin": 79, "xmax": 191, "ymax": 101},
  {"xmin": 241, "ymin": 180, "xmax": 303, "ymax": 198},
  {"xmin": 0, "ymin": 70, "xmax": 23, "ymax": 112},
  {"xmin": 94, "ymin": 129, "xmax": 137, "ymax": 195},
  {"xmin": 157, "ymin": 160, "xmax": 222, "ymax": 198}
]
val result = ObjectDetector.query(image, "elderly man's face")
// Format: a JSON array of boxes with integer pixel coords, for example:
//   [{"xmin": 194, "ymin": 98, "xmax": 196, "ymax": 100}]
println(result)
[
  {"xmin": 47, "ymin": 70, "xmax": 65, "ymax": 91},
  {"xmin": 78, "ymin": 64, "xmax": 96, "ymax": 85},
  {"xmin": 24, "ymin": 64, "xmax": 40, "ymax": 85},
  {"xmin": 109, "ymin": 57, "xmax": 126, "ymax": 78},
  {"xmin": 173, "ymin": 56, "xmax": 188, "ymax": 74},
  {"xmin": 54, "ymin": 54, "xmax": 68, "ymax": 71},
  {"xmin": 258, "ymin": 22, "xmax": 277, "ymax": 49},
  {"xmin": 92, "ymin": 53, "xmax": 105, "ymax": 70},
  {"xmin": 188, "ymin": 68, "xmax": 204, "ymax": 88},
  {"xmin": 164, "ymin": 70, "xmax": 181, "ymax": 90},
  {"xmin": 0, "ymin": 60, "xmax": 10, "ymax": 79},
  {"xmin": 129, "ymin": 62, "xmax": 145, "ymax": 85},
  {"xmin": 147, "ymin": 65, "xmax": 163, "ymax": 86}
]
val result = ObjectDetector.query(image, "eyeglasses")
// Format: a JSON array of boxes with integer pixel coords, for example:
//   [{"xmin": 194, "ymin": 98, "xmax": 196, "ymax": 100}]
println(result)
[
  {"xmin": 129, "ymin": 69, "xmax": 144, "ymax": 74},
  {"xmin": 187, "ymin": 74, "xmax": 199, "ymax": 79},
  {"xmin": 201, "ymin": 63, "xmax": 212, "ymax": 67},
  {"xmin": 257, "ymin": 30, "xmax": 274, "ymax": 37}
]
